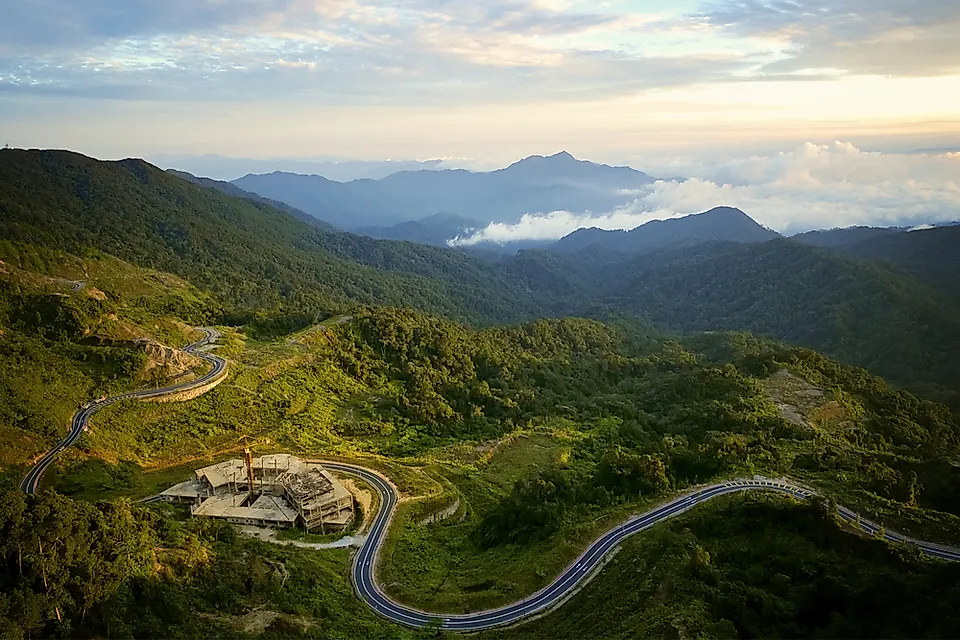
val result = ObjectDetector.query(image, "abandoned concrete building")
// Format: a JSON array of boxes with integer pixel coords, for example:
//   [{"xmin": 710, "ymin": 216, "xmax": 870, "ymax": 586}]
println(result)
[{"xmin": 160, "ymin": 452, "xmax": 354, "ymax": 531}]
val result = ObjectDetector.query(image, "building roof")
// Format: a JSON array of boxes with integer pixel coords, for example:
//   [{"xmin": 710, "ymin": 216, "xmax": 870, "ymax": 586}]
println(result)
[
  {"xmin": 160, "ymin": 479, "xmax": 202, "ymax": 499},
  {"xmin": 195, "ymin": 459, "xmax": 246, "ymax": 488},
  {"xmin": 191, "ymin": 493, "xmax": 298, "ymax": 523},
  {"xmin": 252, "ymin": 453, "xmax": 303, "ymax": 474}
]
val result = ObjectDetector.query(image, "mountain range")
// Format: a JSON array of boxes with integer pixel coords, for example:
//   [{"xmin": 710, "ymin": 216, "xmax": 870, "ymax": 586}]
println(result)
[
  {"xmin": 3, "ymin": 148, "xmax": 959, "ymax": 408},
  {"xmin": 231, "ymin": 151, "xmax": 655, "ymax": 229}
]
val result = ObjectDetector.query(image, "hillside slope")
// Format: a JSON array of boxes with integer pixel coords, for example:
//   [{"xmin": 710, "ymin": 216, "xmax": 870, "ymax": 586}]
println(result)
[
  {"xmin": 552, "ymin": 207, "xmax": 780, "ymax": 254},
  {"xmin": 495, "ymin": 494, "xmax": 960, "ymax": 640},
  {"xmin": 357, "ymin": 212, "xmax": 481, "ymax": 246},
  {"xmin": 791, "ymin": 225, "xmax": 904, "ymax": 249},
  {"xmin": 0, "ymin": 149, "xmax": 547, "ymax": 326},
  {"xmin": 842, "ymin": 225, "xmax": 960, "ymax": 302},
  {"xmin": 601, "ymin": 239, "xmax": 960, "ymax": 406},
  {"xmin": 0, "ymin": 243, "xmax": 219, "ymax": 472},
  {"xmin": 166, "ymin": 169, "xmax": 338, "ymax": 231}
]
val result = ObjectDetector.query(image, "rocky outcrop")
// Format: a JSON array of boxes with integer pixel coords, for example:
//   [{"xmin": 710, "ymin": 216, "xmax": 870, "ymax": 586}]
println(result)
[
  {"xmin": 144, "ymin": 367, "xmax": 228, "ymax": 402},
  {"xmin": 141, "ymin": 339, "xmax": 204, "ymax": 380},
  {"xmin": 80, "ymin": 336, "xmax": 208, "ymax": 384}
]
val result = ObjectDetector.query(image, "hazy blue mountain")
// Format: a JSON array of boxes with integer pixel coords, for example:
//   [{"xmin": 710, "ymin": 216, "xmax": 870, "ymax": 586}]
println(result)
[
  {"xmin": 489, "ymin": 151, "xmax": 651, "ymax": 189},
  {"xmin": 357, "ymin": 213, "xmax": 481, "ymax": 246},
  {"xmin": 167, "ymin": 169, "xmax": 337, "ymax": 231},
  {"xmin": 153, "ymin": 154, "xmax": 451, "ymax": 181},
  {"xmin": 231, "ymin": 151, "xmax": 656, "ymax": 230},
  {"xmin": 551, "ymin": 207, "xmax": 780, "ymax": 254},
  {"xmin": 790, "ymin": 225, "xmax": 905, "ymax": 248}
]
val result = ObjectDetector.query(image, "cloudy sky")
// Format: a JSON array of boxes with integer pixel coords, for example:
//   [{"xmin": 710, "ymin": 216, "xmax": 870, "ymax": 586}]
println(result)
[
  {"xmin": 1, "ymin": 0, "xmax": 958, "ymax": 232},
  {"xmin": 2, "ymin": 0, "xmax": 958, "ymax": 161}
]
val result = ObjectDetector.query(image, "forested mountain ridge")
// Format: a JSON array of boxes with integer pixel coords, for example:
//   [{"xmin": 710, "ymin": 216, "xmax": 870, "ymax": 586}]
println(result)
[
  {"xmin": 839, "ymin": 225, "xmax": 960, "ymax": 302},
  {"xmin": 3, "ymin": 148, "xmax": 959, "ymax": 412},
  {"xmin": 356, "ymin": 212, "xmax": 481, "ymax": 247},
  {"xmin": 594, "ymin": 238, "xmax": 960, "ymax": 407},
  {"xmin": 551, "ymin": 206, "xmax": 781, "ymax": 254},
  {"xmin": 166, "ymin": 169, "xmax": 338, "ymax": 232},
  {"xmin": 0, "ymin": 149, "xmax": 550, "ymax": 327},
  {"xmin": 790, "ymin": 225, "xmax": 905, "ymax": 249}
]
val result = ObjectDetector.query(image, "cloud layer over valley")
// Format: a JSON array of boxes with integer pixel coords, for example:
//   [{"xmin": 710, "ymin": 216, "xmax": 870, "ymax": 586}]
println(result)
[{"xmin": 450, "ymin": 142, "xmax": 960, "ymax": 245}]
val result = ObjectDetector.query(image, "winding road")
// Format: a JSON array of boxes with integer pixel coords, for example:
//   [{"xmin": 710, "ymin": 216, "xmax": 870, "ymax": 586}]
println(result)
[
  {"xmin": 19, "ymin": 327, "xmax": 227, "ymax": 495},
  {"xmin": 19, "ymin": 330, "xmax": 960, "ymax": 631},
  {"xmin": 324, "ymin": 462, "xmax": 960, "ymax": 632}
]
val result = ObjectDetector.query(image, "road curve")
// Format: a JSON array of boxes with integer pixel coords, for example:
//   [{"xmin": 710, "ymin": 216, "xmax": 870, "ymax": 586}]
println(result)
[
  {"xmin": 19, "ymin": 327, "xmax": 227, "ymax": 495},
  {"xmin": 323, "ymin": 462, "xmax": 960, "ymax": 632}
]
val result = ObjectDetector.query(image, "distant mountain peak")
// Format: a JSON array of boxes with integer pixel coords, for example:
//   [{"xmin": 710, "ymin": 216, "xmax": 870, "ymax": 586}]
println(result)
[
  {"xmin": 234, "ymin": 151, "xmax": 656, "ymax": 229},
  {"xmin": 547, "ymin": 150, "xmax": 576, "ymax": 161}
]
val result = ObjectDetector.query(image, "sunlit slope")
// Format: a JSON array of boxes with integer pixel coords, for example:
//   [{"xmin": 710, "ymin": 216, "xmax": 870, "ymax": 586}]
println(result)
[{"xmin": 0, "ymin": 149, "xmax": 547, "ymax": 325}]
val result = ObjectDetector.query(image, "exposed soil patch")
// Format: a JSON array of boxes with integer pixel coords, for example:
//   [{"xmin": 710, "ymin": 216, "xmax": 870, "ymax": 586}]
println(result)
[
  {"xmin": 238, "ymin": 526, "xmax": 365, "ymax": 550},
  {"xmin": 141, "ymin": 340, "xmax": 204, "ymax": 381},
  {"xmin": 761, "ymin": 368, "xmax": 849, "ymax": 430},
  {"xmin": 200, "ymin": 608, "xmax": 314, "ymax": 636}
]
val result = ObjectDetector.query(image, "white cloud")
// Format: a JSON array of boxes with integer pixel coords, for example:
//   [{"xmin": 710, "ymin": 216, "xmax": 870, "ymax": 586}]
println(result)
[
  {"xmin": 450, "ymin": 141, "xmax": 960, "ymax": 244},
  {"xmin": 448, "ymin": 206, "xmax": 673, "ymax": 246}
]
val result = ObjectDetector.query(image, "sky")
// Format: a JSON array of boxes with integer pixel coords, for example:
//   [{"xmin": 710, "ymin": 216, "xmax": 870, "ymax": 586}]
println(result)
[
  {"xmin": 1, "ymin": 0, "xmax": 958, "ymax": 233},
  {"xmin": 2, "ymin": 0, "xmax": 959, "ymax": 162}
]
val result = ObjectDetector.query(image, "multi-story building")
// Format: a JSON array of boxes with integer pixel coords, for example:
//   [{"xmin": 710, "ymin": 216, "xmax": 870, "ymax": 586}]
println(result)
[{"xmin": 160, "ymin": 452, "xmax": 354, "ymax": 531}]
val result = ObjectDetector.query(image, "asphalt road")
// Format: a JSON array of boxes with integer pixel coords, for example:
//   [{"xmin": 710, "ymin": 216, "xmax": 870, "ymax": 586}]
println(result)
[
  {"xmin": 19, "ymin": 327, "xmax": 226, "ymax": 495},
  {"xmin": 324, "ymin": 462, "xmax": 960, "ymax": 632}
]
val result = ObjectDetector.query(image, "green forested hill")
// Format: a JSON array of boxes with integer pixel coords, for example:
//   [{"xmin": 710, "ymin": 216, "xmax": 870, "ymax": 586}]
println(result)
[
  {"xmin": 0, "ymin": 149, "xmax": 546, "ymax": 326},
  {"xmin": 531, "ymin": 238, "xmax": 960, "ymax": 408},
  {"xmin": 0, "ymin": 243, "xmax": 223, "ymax": 472},
  {"xmin": 2, "ymin": 243, "xmax": 960, "ymax": 637},
  {"xmin": 10, "ymin": 300, "xmax": 957, "ymax": 638},
  {"xmin": 841, "ymin": 225, "xmax": 960, "ymax": 302},
  {"xmin": 495, "ymin": 493, "xmax": 960, "ymax": 640}
]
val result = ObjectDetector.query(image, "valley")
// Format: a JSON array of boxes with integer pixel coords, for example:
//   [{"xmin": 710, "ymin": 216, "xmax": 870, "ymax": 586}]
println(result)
[{"xmin": 1, "ymin": 149, "xmax": 959, "ymax": 640}]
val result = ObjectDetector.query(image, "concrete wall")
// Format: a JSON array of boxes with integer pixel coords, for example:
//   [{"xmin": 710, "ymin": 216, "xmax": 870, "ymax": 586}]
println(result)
[
  {"xmin": 141, "ymin": 363, "xmax": 229, "ymax": 403},
  {"xmin": 419, "ymin": 498, "xmax": 461, "ymax": 525}
]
